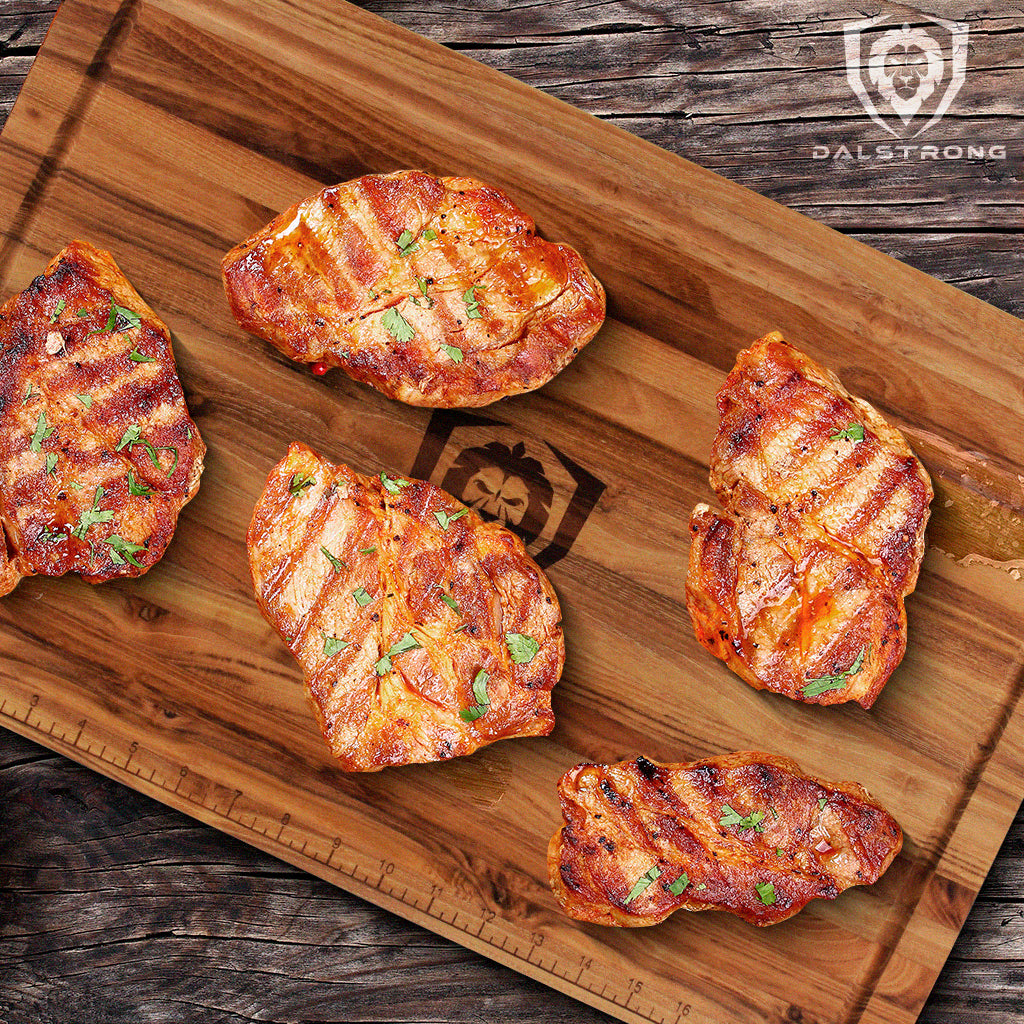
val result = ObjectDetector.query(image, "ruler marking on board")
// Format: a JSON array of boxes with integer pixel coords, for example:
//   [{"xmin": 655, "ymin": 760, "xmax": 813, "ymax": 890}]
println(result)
[{"xmin": 0, "ymin": 693, "xmax": 684, "ymax": 1024}]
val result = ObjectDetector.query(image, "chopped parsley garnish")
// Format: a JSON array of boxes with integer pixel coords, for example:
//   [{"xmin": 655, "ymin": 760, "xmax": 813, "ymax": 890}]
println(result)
[
  {"xmin": 352, "ymin": 586, "xmax": 372, "ymax": 607},
  {"xmin": 360, "ymin": 546, "xmax": 377, "ymax": 554},
  {"xmin": 322, "ymin": 633, "xmax": 348, "ymax": 657},
  {"xmin": 380, "ymin": 472, "xmax": 411, "ymax": 494},
  {"xmin": 320, "ymin": 546, "xmax": 345, "ymax": 573},
  {"xmin": 37, "ymin": 527, "xmax": 66, "ymax": 542},
  {"xmin": 623, "ymin": 865, "xmax": 661, "ymax": 905},
  {"xmin": 375, "ymin": 631, "xmax": 422, "ymax": 675},
  {"xmin": 505, "ymin": 632, "xmax": 540, "ymax": 665},
  {"xmin": 29, "ymin": 411, "xmax": 54, "ymax": 451},
  {"xmin": 128, "ymin": 470, "xmax": 152, "ymax": 496},
  {"xmin": 755, "ymin": 881, "xmax": 776, "ymax": 906},
  {"xmin": 438, "ymin": 590, "xmax": 460, "ymax": 614},
  {"xmin": 667, "ymin": 872, "xmax": 689, "ymax": 896},
  {"xmin": 695, "ymin": 882, "xmax": 707, "ymax": 891},
  {"xmin": 720, "ymin": 805, "xmax": 766, "ymax": 832},
  {"xmin": 802, "ymin": 646, "xmax": 868, "ymax": 698},
  {"xmin": 422, "ymin": 228, "xmax": 437, "ymax": 241},
  {"xmin": 49, "ymin": 298, "xmax": 66, "ymax": 323},
  {"xmin": 104, "ymin": 534, "xmax": 146, "ymax": 567},
  {"xmin": 434, "ymin": 507, "xmax": 469, "ymax": 530},
  {"xmin": 416, "ymin": 277, "xmax": 429, "ymax": 296},
  {"xmin": 86, "ymin": 301, "xmax": 140, "ymax": 334},
  {"xmin": 382, "ymin": 306, "xmax": 415, "ymax": 343},
  {"xmin": 817, "ymin": 796, "xmax": 828, "ymax": 811},
  {"xmin": 75, "ymin": 393, "xmax": 93, "ymax": 409},
  {"xmin": 395, "ymin": 229, "xmax": 418, "ymax": 255},
  {"xmin": 44, "ymin": 452, "xmax": 58, "ymax": 475},
  {"xmin": 22, "ymin": 383, "xmax": 35, "ymax": 405},
  {"xmin": 830, "ymin": 423, "xmax": 865, "ymax": 443},
  {"xmin": 289, "ymin": 472, "xmax": 315, "ymax": 495},
  {"xmin": 129, "ymin": 348, "xmax": 155, "ymax": 363},
  {"xmin": 459, "ymin": 668, "xmax": 491, "ymax": 721},
  {"xmin": 116, "ymin": 423, "xmax": 178, "ymax": 477},
  {"xmin": 462, "ymin": 284, "xmax": 483, "ymax": 319},
  {"xmin": 72, "ymin": 486, "xmax": 114, "ymax": 539},
  {"xmin": 442, "ymin": 344, "xmax": 464, "ymax": 363}
]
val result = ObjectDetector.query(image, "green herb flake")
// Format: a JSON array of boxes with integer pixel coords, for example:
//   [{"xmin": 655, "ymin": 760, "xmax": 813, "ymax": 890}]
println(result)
[
  {"xmin": 458, "ymin": 667, "xmax": 491, "ymax": 721},
  {"xmin": 416, "ymin": 277, "xmax": 429, "ymax": 296},
  {"xmin": 462, "ymin": 283, "xmax": 483, "ymax": 319},
  {"xmin": 22, "ymin": 383, "xmax": 35, "ymax": 405},
  {"xmin": 380, "ymin": 472, "xmax": 412, "ymax": 495},
  {"xmin": 49, "ymin": 298, "xmax": 66, "ymax": 324},
  {"xmin": 75, "ymin": 393, "xmax": 93, "ymax": 409},
  {"xmin": 382, "ymin": 306, "xmax": 415, "ymax": 343},
  {"xmin": 395, "ymin": 229, "xmax": 418, "ymax": 255},
  {"xmin": 129, "ymin": 348, "xmax": 155, "ymax": 363},
  {"xmin": 44, "ymin": 452, "xmax": 58, "ymax": 475},
  {"xmin": 442, "ymin": 343, "xmax": 464, "ymax": 363},
  {"xmin": 30, "ymin": 411, "xmax": 55, "ymax": 452},
  {"xmin": 422, "ymin": 228, "xmax": 437, "ymax": 241},
  {"xmin": 360, "ymin": 546, "xmax": 377, "ymax": 555},
  {"xmin": 352, "ymin": 586, "xmax": 372, "ymax": 607},
  {"xmin": 113, "ymin": 304, "xmax": 141, "ymax": 331},
  {"xmin": 667, "ymin": 872, "xmax": 689, "ymax": 896},
  {"xmin": 802, "ymin": 646, "xmax": 868, "ymax": 698},
  {"xmin": 830, "ymin": 423, "xmax": 865, "ymax": 443},
  {"xmin": 817, "ymin": 796, "xmax": 828, "ymax": 811},
  {"xmin": 69, "ymin": 481, "xmax": 83, "ymax": 491},
  {"xmin": 434, "ymin": 506, "xmax": 469, "ymax": 530},
  {"xmin": 72, "ymin": 486, "xmax": 114, "ymax": 539},
  {"xmin": 37, "ymin": 527, "xmax": 67, "ymax": 543},
  {"xmin": 375, "ymin": 631, "xmax": 423, "ymax": 676},
  {"xmin": 128, "ymin": 470, "xmax": 152, "ymax": 496},
  {"xmin": 75, "ymin": 308, "xmax": 90, "ymax": 318},
  {"xmin": 104, "ymin": 534, "xmax": 146, "ymax": 568},
  {"xmin": 438, "ymin": 590, "xmax": 460, "ymax": 615},
  {"xmin": 322, "ymin": 633, "xmax": 348, "ymax": 657},
  {"xmin": 289, "ymin": 472, "xmax": 315, "ymax": 495},
  {"xmin": 720, "ymin": 805, "xmax": 766, "ymax": 832},
  {"xmin": 695, "ymin": 882, "xmax": 707, "ymax": 891},
  {"xmin": 116, "ymin": 423, "xmax": 178, "ymax": 477},
  {"xmin": 321, "ymin": 546, "xmax": 345, "ymax": 573},
  {"xmin": 623, "ymin": 865, "xmax": 662, "ymax": 905},
  {"xmin": 755, "ymin": 881, "xmax": 776, "ymax": 906},
  {"xmin": 505, "ymin": 632, "xmax": 540, "ymax": 665}
]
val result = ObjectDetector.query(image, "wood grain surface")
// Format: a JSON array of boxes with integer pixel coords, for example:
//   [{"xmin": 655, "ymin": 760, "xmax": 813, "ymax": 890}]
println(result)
[{"xmin": 1, "ymin": 2, "xmax": 1022, "ymax": 1022}]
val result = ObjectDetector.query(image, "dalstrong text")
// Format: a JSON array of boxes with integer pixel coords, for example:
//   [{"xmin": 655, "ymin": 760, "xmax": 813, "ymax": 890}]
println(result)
[{"xmin": 812, "ymin": 143, "xmax": 1007, "ymax": 162}]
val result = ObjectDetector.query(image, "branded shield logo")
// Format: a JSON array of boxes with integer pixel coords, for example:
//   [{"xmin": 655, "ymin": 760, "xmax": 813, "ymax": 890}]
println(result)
[
  {"xmin": 411, "ymin": 410, "xmax": 605, "ymax": 569},
  {"xmin": 844, "ymin": 14, "xmax": 968, "ymax": 138}
]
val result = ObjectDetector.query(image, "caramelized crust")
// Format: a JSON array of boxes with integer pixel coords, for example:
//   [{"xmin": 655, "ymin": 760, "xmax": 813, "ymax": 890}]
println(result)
[
  {"xmin": 247, "ymin": 443, "xmax": 564, "ymax": 770},
  {"xmin": 0, "ymin": 241, "xmax": 205, "ymax": 595},
  {"xmin": 222, "ymin": 170, "xmax": 605, "ymax": 407},
  {"xmin": 686, "ymin": 333, "xmax": 932, "ymax": 707},
  {"xmin": 549, "ymin": 752, "xmax": 902, "ymax": 927}
]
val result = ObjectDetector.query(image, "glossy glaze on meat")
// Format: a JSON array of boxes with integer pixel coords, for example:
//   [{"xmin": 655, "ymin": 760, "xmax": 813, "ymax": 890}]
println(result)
[
  {"xmin": 222, "ymin": 170, "xmax": 605, "ymax": 407},
  {"xmin": 0, "ymin": 241, "xmax": 205, "ymax": 596},
  {"xmin": 549, "ymin": 752, "xmax": 902, "ymax": 927},
  {"xmin": 686, "ymin": 332, "xmax": 932, "ymax": 707},
  {"xmin": 247, "ymin": 443, "xmax": 564, "ymax": 770}
]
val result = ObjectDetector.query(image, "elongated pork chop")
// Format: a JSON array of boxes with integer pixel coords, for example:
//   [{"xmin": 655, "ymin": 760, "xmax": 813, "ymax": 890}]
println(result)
[
  {"xmin": 222, "ymin": 170, "xmax": 605, "ymax": 407},
  {"xmin": 247, "ymin": 443, "xmax": 564, "ymax": 770},
  {"xmin": 549, "ymin": 752, "xmax": 902, "ymax": 927},
  {"xmin": 686, "ymin": 332, "xmax": 932, "ymax": 707},
  {"xmin": 0, "ymin": 241, "xmax": 204, "ymax": 595}
]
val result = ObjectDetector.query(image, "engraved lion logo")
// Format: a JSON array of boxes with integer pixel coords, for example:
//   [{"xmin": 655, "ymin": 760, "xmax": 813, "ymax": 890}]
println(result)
[{"xmin": 868, "ymin": 24, "xmax": 944, "ymax": 125}]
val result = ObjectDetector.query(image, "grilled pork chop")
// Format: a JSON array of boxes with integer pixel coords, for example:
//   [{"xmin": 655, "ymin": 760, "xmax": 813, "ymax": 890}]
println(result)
[
  {"xmin": 247, "ymin": 443, "xmax": 564, "ymax": 770},
  {"xmin": 222, "ymin": 170, "xmax": 605, "ymax": 407},
  {"xmin": 0, "ymin": 241, "xmax": 204, "ymax": 596},
  {"xmin": 686, "ymin": 333, "xmax": 932, "ymax": 707},
  {"xmin": 549, "ymin": 752, "xmax": 902, "ymax": 927}
]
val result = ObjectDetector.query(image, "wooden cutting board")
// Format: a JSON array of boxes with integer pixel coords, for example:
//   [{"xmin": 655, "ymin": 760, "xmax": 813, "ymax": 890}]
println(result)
[{"xmin": 1, "ymin": 1, "xmax": 1022, "ymax": 1021}]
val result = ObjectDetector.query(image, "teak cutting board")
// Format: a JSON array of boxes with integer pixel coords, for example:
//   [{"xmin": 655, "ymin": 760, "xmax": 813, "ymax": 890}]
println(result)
[{"xmin": 1, "ymin": 1, "xmax": 1022, "ymax": 1021}]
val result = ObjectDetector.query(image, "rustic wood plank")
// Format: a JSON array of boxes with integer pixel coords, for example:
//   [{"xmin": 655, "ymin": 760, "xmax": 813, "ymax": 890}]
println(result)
[{"xmin": 0, "ymin": 2, "xmax": 1022, "ymax": 1023}]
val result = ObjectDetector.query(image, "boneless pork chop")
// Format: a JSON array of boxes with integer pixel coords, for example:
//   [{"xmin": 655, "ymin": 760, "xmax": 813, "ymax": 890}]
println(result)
[
  {"xmin": 686, "ymin": 332, "xmax": 932, "ymax": 707},
  {"xmin": 222, "ymin": 170, "xmax": 605, "ymax": 407},
  {"xmin": 247, "ymin": 443, "xmax": 564, "ymax": 770},
  {"xmin": 0, "ymin": 241, "xmax": 204, "ymax": 595},
  {"xmin": 549, "ymin": 752, "xmax": 902, "ymax": 927}
]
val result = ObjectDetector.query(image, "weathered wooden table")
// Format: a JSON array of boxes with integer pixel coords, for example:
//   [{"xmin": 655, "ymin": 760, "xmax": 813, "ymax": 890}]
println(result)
[{"xmin": 1, "ymin": 2, "xmax": 1021, "ymax": 1021}]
